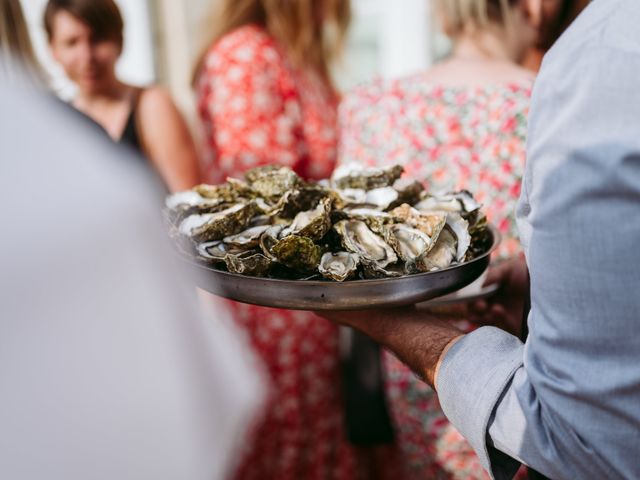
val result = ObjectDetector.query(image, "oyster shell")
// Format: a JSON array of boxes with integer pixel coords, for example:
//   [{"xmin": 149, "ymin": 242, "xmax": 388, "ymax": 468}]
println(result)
[
  {"xmin": 196, "ymin": 240, "xmax": 246, "ymax": 264},
  {"xmin": 342, "ymin": 208, "xmax": 397, "ymax": 234},
  {"xmin": 245, "ymin": 165, "xmax": 300, "ymax": 200},
  {"xmin": 360, "ymin": 259, "xmax": 404, "ymax": 279},
  {"xmin": 282, "ymin": 197, "xmax": 332, "ymax": 240},
  {"xmin": 392, "ymin": 178, "xmax": 424, "ymax": 208},
  {"xmin": 446, "ymin": 213, "xmax": 471, "ymax": 262},
  {"xmin": 225, "ymin": 252, "xmax": 272, "ymax": 277},
  {"xmin": 272, "ymin": 235, "xmax": 322, "ymax": 272},
  {"xmin": 390, "ymin": 204, "xmax": 447, "ymax": 239},
  {"xmin": 334, "ymin": 220, "xmax": 398, "ymax": 269},
  {"xmin": 259, "ymin": 225, "xmax": 284, "ymax": 261},
  {"xmin": 415, "ymin": 227, "xmax": 457, "ymax": 271},
  {"xmin": 319, "ymin": 252, "xmax": 359, "ymax": 282},
  {"xmin": 332, "ymin": 164, "xmax": 404, "ymax": 190},
  {"xmin": 364, "ymin": 187, "xmax": 399, "ymax": 211},
  {"xmin": 384, "ymin": 224, "xmax": 435, "ymax": 263},
  {"xmin": 223, "ymin": 225, "xmax": 271, "ymax": 249},
  {"xmin": 179, "ymin": 202, "xmax": 258, "ymax": 242}
]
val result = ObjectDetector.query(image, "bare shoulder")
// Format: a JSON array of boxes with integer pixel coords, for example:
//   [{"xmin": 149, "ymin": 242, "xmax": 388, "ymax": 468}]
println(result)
[{"xmin": 137, "ymin": 86, "xmax": 180, "ymax": 119}]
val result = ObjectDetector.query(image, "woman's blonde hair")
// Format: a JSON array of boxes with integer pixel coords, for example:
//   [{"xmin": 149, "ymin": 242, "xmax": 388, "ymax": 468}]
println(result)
[
  {"xmin": 0, "ymin": 0, "xmax": 46, "ymax": 82},
  {"xmin": 192, "ymin": 0, "xmax": 351, "ymax": 88},
  {"xmin": 435, "ymin": 0, "xmax": 518, "ymax": 38}
]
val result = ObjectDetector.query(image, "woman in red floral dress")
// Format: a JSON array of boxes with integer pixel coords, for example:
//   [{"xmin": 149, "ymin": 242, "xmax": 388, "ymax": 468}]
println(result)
[
  {"xmin": 192, "ymin": 1, "xmax": 391, "ymax": 479},
  {"xmin": 339, "ymin": 1, "xmax": 538, "ymax": 478}
]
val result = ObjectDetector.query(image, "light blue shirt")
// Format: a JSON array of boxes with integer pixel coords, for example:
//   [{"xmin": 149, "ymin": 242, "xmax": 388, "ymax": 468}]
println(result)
[{"xmin": 436, "ymin": 1, "xmax": 640, "ymax": 479}]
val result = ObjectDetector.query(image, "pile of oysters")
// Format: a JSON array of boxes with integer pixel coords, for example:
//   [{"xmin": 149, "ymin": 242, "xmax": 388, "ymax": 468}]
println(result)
[{"xmin": 165, "ymin": 164, "xmax": 491, "ymax": 282}]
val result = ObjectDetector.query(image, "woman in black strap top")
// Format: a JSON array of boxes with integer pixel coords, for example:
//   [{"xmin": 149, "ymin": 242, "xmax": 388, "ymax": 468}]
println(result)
[{"xmin": 43, "ymin": 0, "xmax": 201, "ymax": 192}]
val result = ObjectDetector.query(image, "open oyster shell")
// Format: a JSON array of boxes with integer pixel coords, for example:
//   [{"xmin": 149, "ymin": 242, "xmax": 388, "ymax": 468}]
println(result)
[
  {"xmin": 384, "ymin": 224, "xmax": 435, "ymax": 263},
  {"xmin": 223, "ymin": 225, "xmax": 271, "ymax": 249},
  {"xmin": 319, "ymin": 252, "xmax": 359, "ymax": 282},
  {"xmin": 179, "ymin": 202, "xmax": 258, "ymax": 243},
  {"xmin": 225, "ymin": 252, "xmax": 272, "ymax": 277},
  {"xmin": 334, "ymin": 220, "xmax": 398, "ymax": 269},
  {"xmin": 282, "ymin": 197, "xmax": 332, "ymax": 240}
]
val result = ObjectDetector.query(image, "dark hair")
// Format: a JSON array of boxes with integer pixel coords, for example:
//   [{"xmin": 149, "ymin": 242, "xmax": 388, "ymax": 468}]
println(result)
[
  {"xmin": 538, "ymin": 0, "xmax": 590, "ymax": 50},
  {"xmin": 43, "ymin": 0, "xmax": 124, "ymax": 48}
]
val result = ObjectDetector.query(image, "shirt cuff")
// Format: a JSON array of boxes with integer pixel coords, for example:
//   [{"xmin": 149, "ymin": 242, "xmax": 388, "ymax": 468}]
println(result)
[{"xmin": 436, "ymin": 326, "xmax": 524, "ymax": 479}]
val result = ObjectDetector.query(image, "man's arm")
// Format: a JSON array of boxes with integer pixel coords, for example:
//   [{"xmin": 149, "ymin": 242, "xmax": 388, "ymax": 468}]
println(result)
[{"xmin": 321, "ymin": 308, "xmax": 463, "ymax": 389}]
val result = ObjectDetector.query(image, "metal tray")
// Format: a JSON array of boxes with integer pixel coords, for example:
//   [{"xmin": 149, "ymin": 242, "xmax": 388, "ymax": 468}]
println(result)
[{"xmin": 184, "ymin": 226, "xmax": 500, "ymax": 311}]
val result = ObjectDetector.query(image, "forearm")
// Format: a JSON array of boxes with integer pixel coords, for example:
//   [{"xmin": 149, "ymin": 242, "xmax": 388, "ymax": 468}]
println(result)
[{"xmin": 339, "ymin": 309, "xmax": 463, "ymax": 388}]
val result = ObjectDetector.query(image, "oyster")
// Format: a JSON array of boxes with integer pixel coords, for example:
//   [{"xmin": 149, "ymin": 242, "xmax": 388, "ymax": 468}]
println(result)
[
  {"xmin": 165, "ymin": 190, "xmax": 228, "ymax": 222},
  {"xmin": 259, "ymin": 225, "xmax": 284, "ymax": 261},
  {"xmin": 179, "ymin": 202, "xmax": 258, "ymax": 242},
  {"xmin": 446, "ymin": 213, "xmax": 471, "ymax": 262},
  {"xmin": 245, "ymin": 165, "xmax": 300, "ymax": 200},
  {"xmin": 415, "ymin": 227, "xmax": 457, "ymax": 271},
  {"xmin": 334, "ymin": 220, "xmax": 398, "ymax": 269},
  {"xmin": 225, "ymin": 253, "xmax": 272, "ymax": 277},
  {"xmin": 332, "ymin": 164, "xmax": 404, "ymax": 190},
  {"xmin": 390, "ymin": 204, "xmax": 447, "ymax": 239},
  {"xmin": 223, "ymin": 225, "xmax": 271, "ymax": 249},
  {"xmin": 392, "ymin": 178, "xmax": 424, "ymax": 208},
  {"xmin": 196, "ymin": 240, "xmax": 245, "ymax": 264},
  {"xmin": 272, "ymin": 235, "xmax": 322, "ymax": 272},
  {"xmin": 415, "ymin": 191, "xmax": 481, "ymax": 217},
  {"xmin": 384, "ymin": 224, "xmax": 435, "ymax": 263},
  {"xmin": 342, "ymin": 208, "xmax": 397, "ymax": 234},
  {"xmin": 319, "ymin": 252, "xmax": 359, "ymax": 282},
  {"xmin": 364, "ymin": 187, "xmax": 399, "ymax": 211},
  {"xmin": 361, "ymin": 259, "xmax": 405, "ymax": 279},
  {"xmin": 282, "ymin": 197, "xmax": 332, "ymax": 240}
]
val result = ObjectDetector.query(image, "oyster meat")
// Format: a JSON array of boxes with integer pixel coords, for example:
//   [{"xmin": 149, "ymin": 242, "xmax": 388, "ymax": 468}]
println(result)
[
  {"xmin": 282, "ymin": 197, "xmax": 332, "ymax": 240},
  {"xmin": 319, "ymin": 252, "xmax": 359, "ymax": 282},
  {"xmin": 334, "ymin": 220, "xmax": 398, "ymax": 269},
  {"xmin": 223, "ymin": 225, "xmax": 271, "ymax": 249}
]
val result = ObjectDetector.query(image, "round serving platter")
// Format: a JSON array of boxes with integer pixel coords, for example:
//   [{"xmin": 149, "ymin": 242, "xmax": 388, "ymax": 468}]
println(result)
[{"xmin": 183, "ymin": 225, "xmax": 500, "ymax": 311}]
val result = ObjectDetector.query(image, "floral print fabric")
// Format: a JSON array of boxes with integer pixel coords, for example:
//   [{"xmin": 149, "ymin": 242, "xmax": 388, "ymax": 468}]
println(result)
[
  {"xmin": 195, "ymin": 25, "xmax": 399, "ymax": 480},
  {"xmin": 339, "ymin": 74, "xmax": 532, "ymax": 478}
]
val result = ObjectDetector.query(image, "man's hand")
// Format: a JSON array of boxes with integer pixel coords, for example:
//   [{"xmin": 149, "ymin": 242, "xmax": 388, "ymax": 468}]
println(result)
[
  {"xmin": 318, "ymin": 307, "xmax": 463, "ymax": 389},
  {"xmin": 468, "ymin": 256, "xmax": 529, "ymax": 337}
]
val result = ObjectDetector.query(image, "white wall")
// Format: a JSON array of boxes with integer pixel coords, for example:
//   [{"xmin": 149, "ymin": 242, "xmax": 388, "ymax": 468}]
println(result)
[{"xmin": 20, "ymin": 0, "xmax": 156, "ymax": 99}]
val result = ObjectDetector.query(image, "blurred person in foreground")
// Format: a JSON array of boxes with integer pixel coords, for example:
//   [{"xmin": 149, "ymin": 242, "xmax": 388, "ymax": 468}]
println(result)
[
  {"xmin": 324, "ymin": 1, "xmax": 640, "ymax": 478},
  {"xmin": 43, "ymin": 0, "xmax": 200, "ymax": 192},
  {"xmin": 339, "ymin": 1, "xmax": 539, "ymax": 478},
  {"xmin": 192, "ymin": 1, "xmax": 399, "ymax": 478},
  {"xmin": 0, "ymin": 63, "xmax": 263, "ymax": 480}
]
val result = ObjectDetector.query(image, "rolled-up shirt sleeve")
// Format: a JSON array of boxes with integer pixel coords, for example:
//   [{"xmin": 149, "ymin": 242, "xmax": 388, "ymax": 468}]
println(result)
[{"xmin": 437, "ymin": 327, "xmax": 524, "ymax": 479}]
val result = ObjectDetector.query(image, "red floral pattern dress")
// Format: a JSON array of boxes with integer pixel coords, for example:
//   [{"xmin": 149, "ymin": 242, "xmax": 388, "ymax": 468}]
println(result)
[
  {"xmin": 195, "ymin": 25, "xmax": 397, "ymax": 480},
  {"xmin": 340, "ymin": 74, "xmax": 532, "ymax": 479}
]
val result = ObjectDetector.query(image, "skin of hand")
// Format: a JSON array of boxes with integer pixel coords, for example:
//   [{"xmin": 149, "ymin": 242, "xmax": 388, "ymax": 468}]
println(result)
[
  {"xmin": 467, "ymin": 255, "xmax": 529, "ymax": 337},
  {"xmin": 317, "ymin": 307, "xmax": 464, "ymax": 390}
]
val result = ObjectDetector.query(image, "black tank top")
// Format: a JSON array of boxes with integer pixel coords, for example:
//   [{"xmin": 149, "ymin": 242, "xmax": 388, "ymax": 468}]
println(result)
[{"xmin": 118, "ymin": 88, "xmax": 142, "ymax": 153}]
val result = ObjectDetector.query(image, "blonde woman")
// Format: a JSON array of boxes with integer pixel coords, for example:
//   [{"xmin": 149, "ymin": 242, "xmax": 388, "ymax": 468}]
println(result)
[
  {"xmin": 192, "ymin": 1, "xmax": 402, "ymax": 480},
  {"xmin": 340, "ymin": 0, "xmax": 538, "ymax": 478}
]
